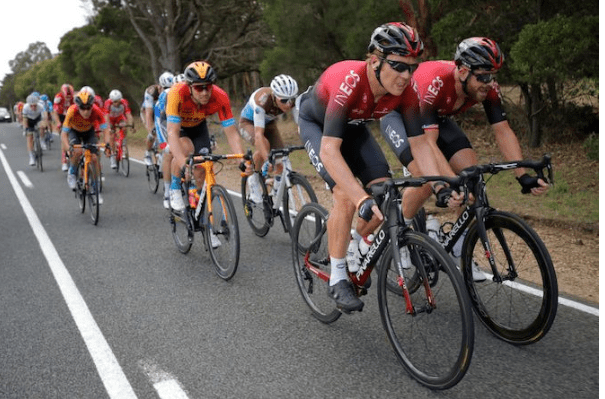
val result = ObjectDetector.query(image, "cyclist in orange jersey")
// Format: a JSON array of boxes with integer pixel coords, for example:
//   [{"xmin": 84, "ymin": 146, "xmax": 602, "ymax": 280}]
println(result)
[
  {"xmin": 63, "ymin": 88, "xmax": 110, "ymax": 203},
  {"xmin": 166, "ymin": 61, "xmax": 245, "ymax": 211}
]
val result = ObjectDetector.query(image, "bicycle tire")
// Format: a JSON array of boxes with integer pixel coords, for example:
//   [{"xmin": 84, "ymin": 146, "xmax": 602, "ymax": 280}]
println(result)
[
  {"xmin": 76, "ymin": 162, "xmax": 86, "ymax": 213},
  {"xmin": 45, "ymin": 130, "xmax": 51, "ymax": 151},
  {"xmin": 205, "ymin": 184, "xmax": 240, "ymax": 281},
  {"xmin": 170, "ymin": 185, "xmax": 193, "ymax": 254},
  {"xmin": 34, "ymin": 133, "xmax": 43, "ymax": 172},
  {"xmin": 147, "ymin": 164, "xmax": 160, "ymax": 194},
  {"xmin": 377, "ymin": 230, "xmax": 474, "ymax": 390},
  {"xmin": 282, "ymin": 172, "xmax": 318, "ymax": 235},
  {"xmin": 241, "ymin": 172, "xmax": 271, "ymax": 237},
  {"xmin": 290, "ymin": 202, "xmax": 341, "ymax": 324},
  {"xmin": 119, "ymin": 144, "xmax": 129, "ymax": 177},
  {"xmin": 463, "ymin": 211, "xmax": 558, "ymax": 345},
  {"xmin": 86, "ymin": 163, "xmax": 100, "ymax": 225}
]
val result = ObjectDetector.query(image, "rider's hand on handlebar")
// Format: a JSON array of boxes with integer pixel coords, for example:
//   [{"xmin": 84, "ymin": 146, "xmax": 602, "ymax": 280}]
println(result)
[
  {"xmin": 517, "ymin": 173, "xmax": 549, "ymax": 195},
  {"xmin": 358, "ymin": 197, "xmax": 383, "ymax": 223}
]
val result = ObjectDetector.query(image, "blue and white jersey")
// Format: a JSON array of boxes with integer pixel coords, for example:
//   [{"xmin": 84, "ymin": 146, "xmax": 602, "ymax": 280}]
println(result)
[
  {"xmin": 153, "ymin": 88, "xmax": 170, "ymax": 144},
  {"xmin": 240, "ymin": 87, "xmax": 282, "ymax": 128}
]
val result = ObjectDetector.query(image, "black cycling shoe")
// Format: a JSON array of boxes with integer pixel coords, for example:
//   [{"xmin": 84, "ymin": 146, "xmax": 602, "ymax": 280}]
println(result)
[{"xmin": 328, "ymin": 280, "xmax": 364, "ymax": 313}]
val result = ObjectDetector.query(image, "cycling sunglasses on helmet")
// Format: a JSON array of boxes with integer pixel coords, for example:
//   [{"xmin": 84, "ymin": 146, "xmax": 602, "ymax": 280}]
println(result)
[
  {"xmin": 383, "ymin": 58, "xmax": 419, "ymax": 74},
  {"xmin": 191, "ymin": 83, "xmax": 213, "ymax": 93}
]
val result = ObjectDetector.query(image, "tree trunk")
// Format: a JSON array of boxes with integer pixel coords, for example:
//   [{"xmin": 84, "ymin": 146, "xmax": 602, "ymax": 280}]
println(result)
[{"xmin": 529, "ymin": 83, "xmax": 543, "ymax": 148}]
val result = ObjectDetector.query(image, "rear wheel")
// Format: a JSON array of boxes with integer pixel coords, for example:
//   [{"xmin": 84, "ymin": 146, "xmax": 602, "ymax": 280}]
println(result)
[
  {"xmin": 206, "ymin": 185, "xmax": 240, "ymax": 280},
  {"xmin": 282, "ymin": 172, "xmax": 317, "ymax": 235},
  {"xmin": 378, "ymin": 230, "xmax": 474, "ymax": 390},
  {"xmin": 170, "ymin": 187, "xmax": 193, "ymax": 254},
  {"xmin": 76, "ymin": 162, "xmax": 86, "ymax": 213},
  {"xmin": 34, "ymin": 133, "xmax": 43, "ymax": 172},
  {"xmin": 147, "ymin": 151, "xmax": 160, "ymax": 193},
  {"xmin": 241, "ymin": 172, "xmax": 271, "ymax": 237},
  {"xmin": 291, "ymin": 203, "xmax": 341, "ymax": 323},
  {"xmin": 463, "ymin": 211, "xmax": 558, "ymax": 345}
]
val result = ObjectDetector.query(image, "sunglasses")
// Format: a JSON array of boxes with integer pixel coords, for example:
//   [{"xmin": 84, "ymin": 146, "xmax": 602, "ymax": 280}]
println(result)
[
  {"xmin": 80, "ymin": 105, "xmax": 92, "ymax": 111},
  {"xmin": 472, "ymin": 71, "xmax": 496, "ymax": 84},
  {"xmin": 277, "ymin": 97, "xmax": 294, "ymax": 105},
  {"xmin": 383, "ymin": 58, "xmax": 419, "ymax": 74},
  {"xmin": 191, "ymin": 84, "xmax": 213, "ymax": 93}
]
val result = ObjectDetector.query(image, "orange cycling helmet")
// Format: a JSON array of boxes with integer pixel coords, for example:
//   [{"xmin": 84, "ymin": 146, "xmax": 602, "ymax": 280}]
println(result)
[
  {"xmin": 75, "ymin": 89, "xmax": 94, "ymax": 107},
  {"xmin": 184, "ymin": 61, "xmax": 217, "ymax": 84}
]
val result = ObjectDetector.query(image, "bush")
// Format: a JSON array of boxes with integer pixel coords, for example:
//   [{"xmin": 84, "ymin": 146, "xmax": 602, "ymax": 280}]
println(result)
[{"xmin": 583, "ymin": 133, "xmax": 599, "ymax": 161}]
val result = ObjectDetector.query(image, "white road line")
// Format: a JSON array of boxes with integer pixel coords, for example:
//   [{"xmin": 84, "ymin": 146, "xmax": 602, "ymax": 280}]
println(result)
[
  {"xmin": 17, "ymin": 170, "xmax": 34, "ymax": 188},
  {"xmin": 1, "ymin": 143, "xmax": 7, "ymax": 150},
  {"xmin": 0, "ymin": 148, "xmax": 138, "ymax": 399},
  {"xmin": 140, "ymin": 360, "xmax": 190, "ymax": 399}
]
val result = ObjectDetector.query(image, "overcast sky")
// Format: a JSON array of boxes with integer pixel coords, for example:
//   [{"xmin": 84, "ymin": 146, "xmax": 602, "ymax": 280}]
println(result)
[{"xmin": 1, "ymin": 0, "xmax": 91, "ymax": 82}]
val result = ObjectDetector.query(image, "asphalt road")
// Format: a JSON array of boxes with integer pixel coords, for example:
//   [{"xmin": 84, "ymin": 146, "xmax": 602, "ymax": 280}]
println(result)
[{"xmin": 0, "ymin": 123, "xmax": 599, "ymax": 399}]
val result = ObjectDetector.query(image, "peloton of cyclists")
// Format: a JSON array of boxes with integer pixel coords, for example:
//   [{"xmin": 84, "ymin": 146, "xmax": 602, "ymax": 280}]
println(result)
[
  {"xmin": 143, "ymin": 72, "xmax": 174, "ymax": 166},
  {"xmin": 53, "ymin": 83, "xmax": 75, "ymax": 172},
  {"xmin": 104, "ymin": 89, "xmax": 134, "ymax": 169},
  {"xmin": 379, "ymin": 37, "xmax": 550, "ymax": 280},
  {"xmin": 62, "ymin": 87, "xmax": 111, "ymax": 204},
  {"xmin": 238, "ymin": 74, "xmax": 299, "ymax": 203},
  {"xmin": 21, "ymin": 92, "xmax": 49, "ymax": 165},
  {"xmin": 166, "ymin": 60, "xmax": 245, "ymax": 212}
]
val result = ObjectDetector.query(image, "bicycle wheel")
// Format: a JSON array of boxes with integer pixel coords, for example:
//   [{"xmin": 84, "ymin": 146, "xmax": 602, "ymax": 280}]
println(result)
[
  {"xmin": 86, "ymin": 163, "xmax": 100, "ymax": 225},
  {"xmin": 241, "ymin": 172, "xmax": 271, "ymax": 237},
  {"xmin": 44, "ymin": 130, "xmax": 51, "ymax": 151},
  {"xmin": 170, "ymin": 194, "xmax": 193, "ymax": 254},
  {"xmin": 119, "ymin": 144, "xmax": 129, "ymax": 177},
  {"xmin": 377, "ymin": 230, "xmax": 474, "ymax": 390},
  {"xmin": 147, "ymin": 151, "xmax": 160, "ymax": 193},
  {"xmin": 463, "ymin": 211, "xmax": 558, "ymax": 345},
  {"xmin": 291, "ymin": 203, "xmax": 341, "ymax": 324},
  {"xmin": 282, "ymin": 172, "xmax": 318, "ymax": 235},
  {"xmin": 76, "ymin": 162, "xmax": 86, "ymax": 213},
  {"xmin": 34, "ymin": 134, "xmax": 43, "ymax": 172},
  {"xmin": 205, "ymin": 184, "xmax": 240, "ymax": 280}
]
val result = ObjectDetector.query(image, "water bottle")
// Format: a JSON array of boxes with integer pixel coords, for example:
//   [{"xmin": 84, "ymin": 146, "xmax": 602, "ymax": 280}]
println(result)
[
  {"xmin": 426, "ymin": 215, "xmax": 441, "ymax": 243},
  {"xmin": 188, "ymin": 185, "xmax": 199, "ymax": 208},
  {"xmin": 357, "ymin": 233, "xmax": 375, "ymax": 262},
  {"xmin": 261, "ymin": 160, "xmax": 270, "ymax": 177},
  {"xmin": 270, "ymin": 175, "xmax": 282, "ymax": 196}
]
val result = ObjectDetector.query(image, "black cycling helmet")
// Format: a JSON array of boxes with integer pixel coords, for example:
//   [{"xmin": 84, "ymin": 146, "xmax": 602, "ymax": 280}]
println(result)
[
  {"xmin": 368, "ymin": 22, "xmax": 424, "ymax": 58},
  {"xmin": 184, "ymin": 61, "xmax": 217, "ymax": 84},
  {"xmin": 454, "ymin": 37, "xmax": 504, "ymax": 72}
]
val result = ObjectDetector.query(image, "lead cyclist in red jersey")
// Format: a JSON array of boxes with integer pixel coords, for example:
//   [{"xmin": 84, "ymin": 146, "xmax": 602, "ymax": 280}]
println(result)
[
  {"xmin": 297, "ymin": 22, "xmax": 443, "ymax": 312},
  {"xmin": 166, "ymin": 61, "xmax": 245, "ymax": 211},
  {"xmin": 104, "ymin": 89, "xmax": 134, "ymax": 169}
]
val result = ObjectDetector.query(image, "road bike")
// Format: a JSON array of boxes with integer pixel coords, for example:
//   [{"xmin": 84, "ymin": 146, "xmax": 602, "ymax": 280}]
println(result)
[
  {"xmin": 42, "ymin": 124, "xmax": 52, "ymax": 151},
  {"xmin": 291, "ymin": 178, "xmax": 474, "ymax": 390},
  {"xmin": 146, "ymin": 138, "xmax": 164, "ymax": 194},
  {"xmin": 169, "ymin": 150, "xmax": 251, "ymax": 281},
  {"xmin": 27, "ymin": 126, "xmax": 44, "ymax": 172},
  {"xmin": 411, "ymin": 154, "xmax": 557, "ymax": 345},
  {"xmin": 113, "ymin": 123, "xmax": 131, "ymax": 177},
  {"xmin": 241, "ymin": 145, "xmax": 317, "ymax": 237},
  {"xmin": 72, "ymin": 143, "xmax": 106, "ymax": 225}
]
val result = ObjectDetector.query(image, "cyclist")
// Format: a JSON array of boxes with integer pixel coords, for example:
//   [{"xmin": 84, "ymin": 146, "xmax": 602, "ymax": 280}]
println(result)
[
  {"xmin": 238, "ymin": 74, "xmax": 299, "ymax": 202},
  {"xmin": 379, "ymin": 37, "xmax": 550, "ymax": 280},
  {"xmin": 153, "ymin": 74, "xmax": 179, "ymax": 208},
  {"xmin": 62, "ymin": 88, "xmax": 111, "ymax": 203},
  {"xmin": 166, "ymin": 60, "xmax": 245, "ymax": 212},
  {"xmin": 297, "ymin": 22, "xmax": 441, "ymax": 312},
  {"xmin": 40, "ymin": 94, "xmax": 54, "ymax": 145},
  {"xmin": 104, "ymin": 89, "xmax": 134, "ymax": 169},
  {"xmin": 53, "ymin": 83, "xmax": 75, "ymax": 172},
  {"xmin": 144, "ymin": 71, "xmax": 174, "ymax": 166},
  {"xmin": 14, "ymin": 101, "xmax": 24, "ymax": 125},
  {"xmin": 22, "ymin": 93, "xmax": 48, "ymax": 165}
]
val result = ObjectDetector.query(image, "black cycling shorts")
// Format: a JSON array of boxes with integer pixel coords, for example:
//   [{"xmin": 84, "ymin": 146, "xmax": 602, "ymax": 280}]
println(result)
[{"xmin": 180, "ymin": 120, "xmax": 212, "ymax": 155}]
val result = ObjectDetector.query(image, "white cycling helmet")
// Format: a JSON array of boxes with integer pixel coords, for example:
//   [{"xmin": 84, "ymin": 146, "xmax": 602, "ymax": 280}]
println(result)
[
  {"xmin": 270, "ymin": 74, "xmax": 298, "ymax": 99},
  {"xmin": 158, "ymin": 71, "xmax": 174, "ymax": 88},
  {"xmin": 109, "ymin": 89, "xmax": 123, "ymax": 102},
  {"xmin": 26, "ymin": 93, "xmax": 40, "ymax": 105},
  {"xmin": 174, "ymin": 73, "xmax": 185, "ymax": 83}
]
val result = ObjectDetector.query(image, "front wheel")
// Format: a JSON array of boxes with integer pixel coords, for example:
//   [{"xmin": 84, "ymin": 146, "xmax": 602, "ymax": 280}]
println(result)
[
  {"xmin": 86, "ymin": 163, "xmax": 100, "ymax": 225},
  {"xmin": 241, "ymin": 172, "xmax": 271, "ymax": 237},
  {"xmin": 291, "ymin": 203, "xmax": 341, "ymax": 324},
  {"xmin": 205, "ymin": 185, "xmax": 240, "ymax": 281},
  {"xmin": 76, "ymin": 162, "xmax": 86, "ymax": 213},
  {"xmin": 170, "ymin": 188, "xmax": 193, "ymax": 254},
  {"xmin": 463, "ymin": 211, "xmax": 558, "ymax": 345},
  {"xmin": 119, "ymin": 144, "xmax": 129, "ymax": 177},
  {"xmin": 282, "ymin": 172, "xmax": 318, "ymax": 235},
  {"xmin": 377, "ymin": 230, "xmax": 474, "ymax": 390},
  {"xmin": 34, "ymin": 134, "xmax": 43, "ymax": 172},
  {"xmin": 147, "ymin": 164, "xmax": 160, "ymax": 194}
]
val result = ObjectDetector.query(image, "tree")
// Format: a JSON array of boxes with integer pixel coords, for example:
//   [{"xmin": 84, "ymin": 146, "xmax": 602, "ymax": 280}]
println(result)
[{"xmin": 9, "ymin": 42, "xmax": 53, "ymax": 74}]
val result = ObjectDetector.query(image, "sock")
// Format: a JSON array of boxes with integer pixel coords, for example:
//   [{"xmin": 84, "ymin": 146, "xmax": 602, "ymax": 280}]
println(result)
[
  {"xmin": 329, "ymin": 257, "xmax": 348, "ymax": 286},
  {"xmin": 164, "ymin": 181, "xmax": 170, "ymax": 196},
  {"xmin": 69, "ymin": 165, "xmax": 75, "ymax": 174},
  {"xmin": 170, "ymin": 175, "xmax": 181, "ymax": 190},
  {"xmin": 404, "ymin": 217, "xmax": 414, "ymax": 226}
]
